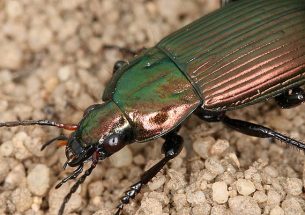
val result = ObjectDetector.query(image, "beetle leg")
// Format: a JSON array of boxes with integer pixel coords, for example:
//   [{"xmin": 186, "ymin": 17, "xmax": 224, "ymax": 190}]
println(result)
[
  {"xmin": 55, "ymin": 164, "xmax": 84, "ymax": 189},
  {"xmin": 114, "ymin": 133, "xmax": 183, "ymax": 215},
  {"xmin": 113, "ymin": 60, "xmax": 128, "ymax": 73},
  {"xmin": 58, "ymin": 150, "xmax": 99, "ymax": 215},
  {"xmin": 221, "ymin": 115, "xmax": 305, "ymax": 150},
  {"xmin": 221, "ymin": 0, "xmax": 238, "ymax": 7},
  {"xmin": 103, "ymin": 44, "xmax": 147, "ymax": 57},
  {"xmin": 196, "ymin": 109, "xmax": 305, "ymax": 150},
  {"xmin": 275, "ymin": 87, "xmax": 305, "ymax": 108}
]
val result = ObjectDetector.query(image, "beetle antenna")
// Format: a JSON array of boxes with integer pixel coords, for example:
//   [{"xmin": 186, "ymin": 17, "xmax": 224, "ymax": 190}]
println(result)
[
  {"xmin": 58, "ymin": 151, "xmax": 99, "ymax": 215},
  {"xmin": 0, "ymin": 120, "xmax": 78, "ymax": 131}
]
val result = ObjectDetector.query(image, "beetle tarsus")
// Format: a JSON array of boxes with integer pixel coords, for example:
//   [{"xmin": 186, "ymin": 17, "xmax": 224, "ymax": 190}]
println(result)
[
  {"xmin": 114, "ymin": 133, "xmax": 183, "ymax": 214},
  {"xmin": 55, "ymin": 164, "xmax": 84, "ymax": 189},
  {"xmin": 275, "ymin": 87, "xmax": 305, "ymax": 109}
]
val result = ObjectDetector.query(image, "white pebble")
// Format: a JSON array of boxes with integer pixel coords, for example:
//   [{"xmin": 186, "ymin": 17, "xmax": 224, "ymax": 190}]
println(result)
[
  {"xmin": 193, "ymin": 137, "xmax": 215, "ymax": 159},
  {"xmin": 0, "ymin": 141, "xmax": 14, "ymax": 157},
  {"xmin": 236, "ymin": 179, "xmax": 256, "ymax": 196},
  {"xmin": 28, "ymin": 26, "xmax": 53, "ymax": 51},
  {"xmin": 284, "ymin": 178, "xmax": 303, "ymax": 196},
  {"xmin": 27, "ymin": 164, "xmax": 50, "ymax": 196},
  {"xmin": 186, "ymin": 190, "xmax": 206, "ymax": 205},
  {"xmin": 0, "ymin": 157, "xmax": 10, "ymax": 182},
  {"xmin": 212, "ymin": 181, "xmax": 228, "ymax": 204},
  {"xmin": 229, "ymin": 196, "xmax": 261, "ymax": 215},
  {"xmin": 210, "ymin": 139, "xmax": 229, "ymax": 155},
  {"xmin": 0, "ymin": 41, "xmax": 23, "ymax": 70},
  {"xmin": 12, "ymin": 132, "xmax": 32, "ymax": 160},
  {"xmin": 270, "ymin": 206, "xmax": 284, "ymax": 215},
  {"xmin": 253, "ymin": 191, "xmax": 267, "ymax": 203},
  {"xmin": 11, "ymin": 188, "xmax": 33, "ymax": 212},
  {"xmin": 5, "ymin": 164, "xmax": 26, "ymax": 188},
  {"xmin": 148, "ymin": 174, "xmax": 166, "ymax": 191},
  {"xmin": 5, "ymin": 0, "xmax": 23, "ymax": 18},
  {"xmin": 282, "ymin": 198, "xmax": 304, "ymax": 215},
  {"xmin": 58, "ymin": 65, "xmax": 73, "ymax": 81},
  {"xmin": 48, "ymin": 182, "xmax": 82, "ymax": 214},
  {"xmin": 110, "ymin": 146, "xmax": 133, "ymax": 167},
  {"xmin": 205, "ymin": 158, "xmax": 224, "ymax": 175},
  {"xmin": 267, "ymin": 190, "xmax": 282, "ymax": 206}
]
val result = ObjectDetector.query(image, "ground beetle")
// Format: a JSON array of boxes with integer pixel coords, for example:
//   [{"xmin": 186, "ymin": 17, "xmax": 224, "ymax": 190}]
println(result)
[{"xmin": 1, "ymin": 0, "xmax": 305, "ymax": 214}]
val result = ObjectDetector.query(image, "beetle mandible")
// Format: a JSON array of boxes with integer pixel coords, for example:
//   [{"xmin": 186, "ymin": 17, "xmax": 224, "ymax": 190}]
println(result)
[{"xmin": 1, "ymin": 0, "xmax": 305, "ymax": 214}]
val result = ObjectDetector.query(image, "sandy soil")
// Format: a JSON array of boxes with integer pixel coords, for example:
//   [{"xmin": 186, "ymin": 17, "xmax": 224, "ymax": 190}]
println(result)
[{"xmin": 0, "ymin": 0, "xmax": 305, "ymax": 215}]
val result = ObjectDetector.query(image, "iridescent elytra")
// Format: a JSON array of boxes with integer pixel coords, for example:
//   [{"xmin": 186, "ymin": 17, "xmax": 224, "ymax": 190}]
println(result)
[{"xmin": 1, "ymin": 0, "xmax": 305, "ymax": 214}]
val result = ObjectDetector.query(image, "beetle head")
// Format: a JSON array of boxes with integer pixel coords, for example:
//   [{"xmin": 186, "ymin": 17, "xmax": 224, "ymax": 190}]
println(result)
[{"xmin": 64, "ymin": 101, "xmax": 134, "ymax": 167}]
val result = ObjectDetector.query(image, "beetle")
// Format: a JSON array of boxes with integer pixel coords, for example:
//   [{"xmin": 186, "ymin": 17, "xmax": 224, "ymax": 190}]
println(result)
[{"xmin": 1, "ymin": 0, "xmax": 305, "ymax": 214}]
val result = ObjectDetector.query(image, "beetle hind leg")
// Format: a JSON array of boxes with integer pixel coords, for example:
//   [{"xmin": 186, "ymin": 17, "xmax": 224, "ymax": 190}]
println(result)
[
  {"xmin": 275, "ymin": 87, "xmax": 305, "ymax": 108},
  {"xmin": 114, "ymin": 132, "xmax": 183, "ymax": 215},
  {"xmin": 221, "ymin": 115, "xmax": 305, "ymax": 150},
  {"xmin": 196, "ymin": 109, "xmax": 305, "ymax": 151}
]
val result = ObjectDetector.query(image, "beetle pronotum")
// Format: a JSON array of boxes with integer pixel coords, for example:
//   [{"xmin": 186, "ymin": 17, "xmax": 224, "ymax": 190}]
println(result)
[{"xmin": 1, "ymin": 0, "xmax": 305, "ymax": 214}]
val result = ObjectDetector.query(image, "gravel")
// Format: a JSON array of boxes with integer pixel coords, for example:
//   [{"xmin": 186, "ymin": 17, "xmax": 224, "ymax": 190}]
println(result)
[{"xmin": 1, "ymin": 0, "xmax": 305, "ymax": 215}]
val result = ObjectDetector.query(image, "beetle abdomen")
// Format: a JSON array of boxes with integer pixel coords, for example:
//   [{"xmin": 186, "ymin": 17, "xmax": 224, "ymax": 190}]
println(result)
[{"xmin": 158, "ymin": 0, "xmax": 305, "ymax": 111}]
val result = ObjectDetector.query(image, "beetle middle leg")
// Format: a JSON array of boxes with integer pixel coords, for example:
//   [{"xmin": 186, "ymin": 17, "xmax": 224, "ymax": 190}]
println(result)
[
  {"xmin": 115, "ymin": 132, "xmax": 183, "ymax": 215},
  {"xmin": 196, "ymin": 109, "xmax": 305, "ymax": 150},
  {"xmin": 275, "ymin": 87, "xmax": 305, "ymax": 108}
]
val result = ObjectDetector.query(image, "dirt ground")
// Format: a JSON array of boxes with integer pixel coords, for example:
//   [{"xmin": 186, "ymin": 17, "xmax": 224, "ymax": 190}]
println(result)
[{"xmin": 0, "ymin": 0, "xmax": 305, "ymax": 215}]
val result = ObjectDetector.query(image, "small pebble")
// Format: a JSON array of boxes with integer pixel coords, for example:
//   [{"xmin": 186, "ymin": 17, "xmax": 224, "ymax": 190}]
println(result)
[
  {"xmin": 138, "ymin": 197, "xmax": 163, "ymax": 215},
  {"xmin": 205, "ymin": 158, "xmax": 224, "ymax": 175},
  {"xmin": 109, "ymin": 146, "xmax": 133, "ymax": 167},
  {"xmin": 253, "ymin": 191, "xmax": 267, "ymax": 203},
  {"xmin": 270, "ymin": 206, "xmax": 284, "ymax": 215},
  {"xmin": 193, "ymin": 137, "xmax": 215, "ymax": 159},
  {"xmin": 148, "ymin": 174, "xmax": 166, "ymax": 191},
  {"xmin": 0, "ymin": 41, "xmax": 23, "ymax": 69},
  {"xmin": 88, "ymin": 181, "xmax": 104, "ymax": 198},
  {"xmin": 186, "ymin": 190, "xmax": 206, "ymax": 205},
  {"xmin": 5, "ymin": 164, "xmax": 26, "ymax": 188},
  {"xmin": 211, "ymin": 205, "xmax": 228, "ymax": 215},
  {"xmin": 229, "ymin": 196, "xmax": 261, "ymax": 215},
  {"xmin": 281, "ymin": 197, "xmax": 304, "ymax": 215},
  {"xmin": 0, "ymin": 141, "xmax": 14, "ymax": 157},
  {"xmin": 210, "ymin": 139, "xmax": 229, "ymax": 155},
  {"xmin": 267, "ymin": 190, "xmax": 282, "ymax": 206},
  {"xmin": 236, "ymin": 179, "xmax": 256, "ymax": 196},
  {"xmin": 11, "ymin": 188, "xmax": 33, "ymax": 212},
  {"xmin": 0, "ymin": 157, "xmax": 10, "ymax": 182},
  {"xmin": 93, "ymin": 209, "xmax": 112, "ymax": 215},
  {"xmin": 212, "ymin": 181, "xmax": 228, "ymax": 204},
  {"xmin": 284, "ymin": 178, "xmax": 303, "ymax": 196},
  {"xmin": 27, "ymin": 164, "xmax": 50, "ymax": 196}
]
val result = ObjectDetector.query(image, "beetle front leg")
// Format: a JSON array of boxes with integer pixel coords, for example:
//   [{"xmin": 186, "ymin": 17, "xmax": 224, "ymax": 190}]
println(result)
[
  {"xmin": 115, "ymin": 133, "xmax": 183, "ymax": 215},
  {"xmin": 275, "ymin": 87, "xmax": 305, "ymax": 108}
]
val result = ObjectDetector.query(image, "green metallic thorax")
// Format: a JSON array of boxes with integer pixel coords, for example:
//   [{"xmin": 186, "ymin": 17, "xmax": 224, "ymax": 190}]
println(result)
[{"xmin": 103, "ymin": 48, "xmax": 201, "ymax": 142}]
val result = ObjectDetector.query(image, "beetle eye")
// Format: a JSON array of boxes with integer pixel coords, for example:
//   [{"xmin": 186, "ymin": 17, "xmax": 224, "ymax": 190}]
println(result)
[
  {"xmin": 102, "ymin": 134, "xmax": 126, "ymax": 154},
  {"xmin": 109, "ymin": 136, "xmax": 119, "ymax": 146}
]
